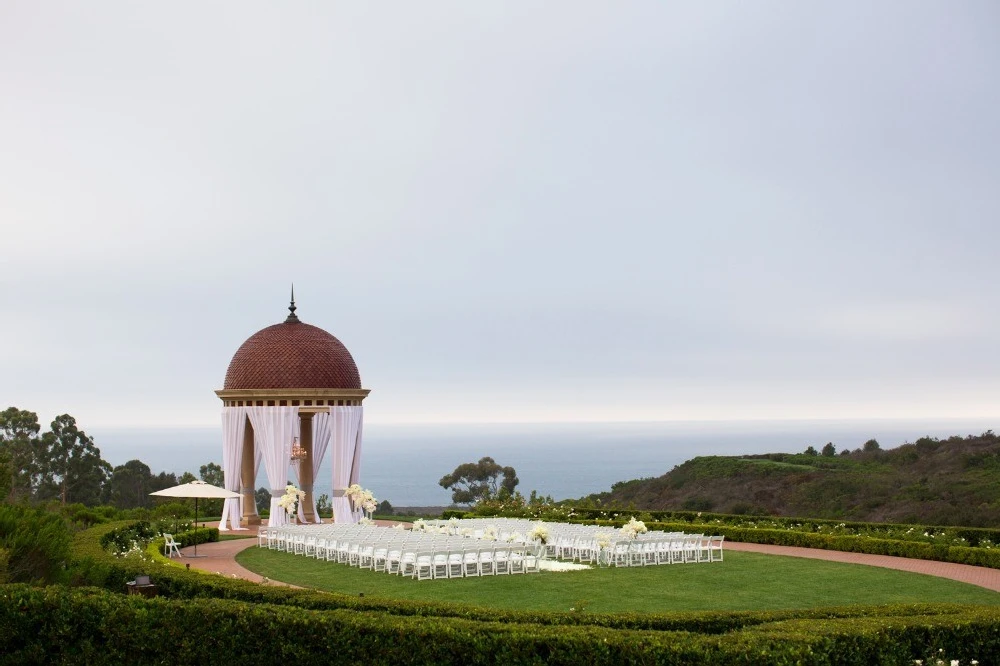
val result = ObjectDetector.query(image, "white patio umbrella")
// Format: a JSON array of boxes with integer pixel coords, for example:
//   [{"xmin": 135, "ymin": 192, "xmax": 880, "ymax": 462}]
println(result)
[{"xmin": 150, "ymin": 480, "xmax": 240, "ymax": 557}]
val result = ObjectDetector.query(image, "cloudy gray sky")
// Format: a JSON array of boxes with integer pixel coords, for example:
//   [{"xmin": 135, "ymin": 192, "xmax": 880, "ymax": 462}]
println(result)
[{"xmin": 2, "ymin": 2, "xmax": 998, "ymax": 428}]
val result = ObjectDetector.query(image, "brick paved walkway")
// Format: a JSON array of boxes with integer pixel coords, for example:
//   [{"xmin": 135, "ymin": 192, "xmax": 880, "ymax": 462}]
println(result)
[
  {"xmin": 178, "ymin": 536, "xmax": 285, "ymax": 585},
  {"xmin": 179, "ymin": 525, "xmax": 1000, "ymax": 593}
]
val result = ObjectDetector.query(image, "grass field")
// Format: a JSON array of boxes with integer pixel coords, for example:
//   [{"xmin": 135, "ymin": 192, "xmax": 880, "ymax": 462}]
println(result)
[{"xmin": 236, "ymin": 547, "xmax": 1000, "ymax": 613}]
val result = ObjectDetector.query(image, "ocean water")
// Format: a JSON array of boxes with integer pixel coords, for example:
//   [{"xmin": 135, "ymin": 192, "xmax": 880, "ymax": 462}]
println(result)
[{"xmin": 89, "ymin": 419, "xmax": 996, "ymax": 506}]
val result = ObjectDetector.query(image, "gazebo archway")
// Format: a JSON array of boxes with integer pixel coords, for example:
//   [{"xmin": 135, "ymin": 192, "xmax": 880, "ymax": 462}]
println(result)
[{"xmin": 215, "ymin": 292, "xmax": 370, "ymax": 529}]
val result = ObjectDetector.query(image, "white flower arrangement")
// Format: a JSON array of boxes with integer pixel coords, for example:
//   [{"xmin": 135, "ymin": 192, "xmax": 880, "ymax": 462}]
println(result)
[
  {"xmin": 393, "ymin": 523, "xmax": 407, "ymax": 530},
  {"xmin": 482, "ymin": 526, "xmax": 498, "ymax": 541},
  {"xmin": 278, "ymin": 483, "xmax": 306, "ymax": 517},
  {"xmin": 530, "ymin": 522, "xmax": 550, "ymax": 545},
  {"xmin": 358, "ymin": 516, "xmax": 373, "ymax": 526},
  {"xmin": 344, "ymin": 484, "xmax": 378, "ymax": 515},
  {"xmin": 621, "ymin": 517, "xmax": 648, "ymax": 540}
]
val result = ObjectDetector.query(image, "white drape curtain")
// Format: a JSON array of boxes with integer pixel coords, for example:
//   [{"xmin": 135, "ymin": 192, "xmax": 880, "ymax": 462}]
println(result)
[
  {"xmin": 330, "ymin": 406, "xmax": 364, "ymax": 524},
  {"xmin": 246, "ymin": 406, "xmax": 299, "ymax": 527},
  {"xmin": 350, "ymin": 412, "xmax": 364, "ymax": 522},
  {"xmin": 219, "ymin": 407, "xmax": 247, "ymax": 531},
  {"xmin": 296, "ymin": 411, "xmax": 331, "ymax": 523}
]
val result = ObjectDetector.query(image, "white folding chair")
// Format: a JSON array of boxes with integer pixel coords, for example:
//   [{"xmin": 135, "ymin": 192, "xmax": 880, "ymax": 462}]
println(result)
[
  {"xmin": 387, "ymin": 546, "xmax": 403, "ymax": 574},
  {"xmin": 432, "ymin": 551, "xmax": 450, "ymax": 579},
  {"xmin": 463, "ymin": 549, "xmax": 481, "ymax": 577},
  {"xmin": 447, "ymin": 550, "xmax": 465, "ymax": 578},
  {"xmin": 628, "ymin": 540, "xmax": 645, "ymax": 567},
  {"xmin": 709, "ymin": 535, "xmax": 725, "ymax": 562},
  {"xmin": 414, "ymin": 552, "xmax": 434, "ymax": 580},
  {"xmin": 163, "ymin": 534, "xmax": 182, "ymax": 558},
  {"xmin": 509, "ymin": 545, "xmax": 526, "ymax": 574},
  {"xmin": 478, "ymin": 547, "xmax": 496, "ymax": 576},
  {"xmin": 523, "ymin": 546, "xmax": 541, "ymax": 574},
  {"xmin": 399, "ymin": 548, "xmax": 417, "ymax": 577},
  {"xmin": 613, "ymin": 541, "xmax": 630, "ymax": 567},
  {"xmin": 684, "ymin": 535, "xmax": 702, "ymax": 563},
  {"xmin": 358, "ymin": 544, "xmax": 375, "ymax": 569},
  {"xmin": 494, "ymin": 546, "xmax": 511, "ymax": 575},
  {"xmin": 372, "ymin": 545, "xmax": 389, "ymax": 572}
]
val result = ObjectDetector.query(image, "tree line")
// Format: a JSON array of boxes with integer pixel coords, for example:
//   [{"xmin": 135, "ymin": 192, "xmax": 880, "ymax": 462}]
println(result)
[{"xmin": 0, "ymin": 406, "xmax": 226, "ymax": 510}]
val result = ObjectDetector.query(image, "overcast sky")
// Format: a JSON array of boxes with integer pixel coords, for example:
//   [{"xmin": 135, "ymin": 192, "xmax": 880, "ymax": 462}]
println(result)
[{"xmin": 2, "ymin": 2, "xmax": 998, "ymax": 428}]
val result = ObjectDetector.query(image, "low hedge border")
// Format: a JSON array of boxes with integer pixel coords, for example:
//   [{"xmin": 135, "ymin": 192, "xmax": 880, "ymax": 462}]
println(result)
[{"xmin": 3, "ymin": 585, "xmax": 999, "ymax": 665}]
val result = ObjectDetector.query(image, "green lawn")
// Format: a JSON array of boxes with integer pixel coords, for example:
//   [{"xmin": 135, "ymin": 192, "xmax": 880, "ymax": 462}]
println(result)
[{"xmin": 235, "ymin": 547, "xmax": 1000, "ymax": 613}]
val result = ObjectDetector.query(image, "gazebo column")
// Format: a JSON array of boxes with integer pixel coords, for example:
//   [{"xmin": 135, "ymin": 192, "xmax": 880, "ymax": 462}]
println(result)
[
  {"xmin": 299, "ymin": 412, "xmax": 317, "ymax": 523},
  {"xmin": 240, "ymin": 417, "xmax": 260, "ymax": 526}
]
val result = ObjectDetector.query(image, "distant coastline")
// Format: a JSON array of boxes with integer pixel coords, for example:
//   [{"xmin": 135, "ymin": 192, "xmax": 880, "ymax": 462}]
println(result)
[{"xmin": 89, "ymin": 418, "xmax": 997, "ymax": 506}]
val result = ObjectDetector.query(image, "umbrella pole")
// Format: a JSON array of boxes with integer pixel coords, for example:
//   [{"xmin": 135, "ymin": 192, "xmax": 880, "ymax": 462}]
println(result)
[{"xmin": 194, "ymin": 497, "xmax": 199, "ymax": 557}]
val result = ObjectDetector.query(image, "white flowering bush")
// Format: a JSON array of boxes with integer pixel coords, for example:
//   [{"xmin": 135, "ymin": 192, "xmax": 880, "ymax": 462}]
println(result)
[{"xmin": 913, "ymin": 648, "xmax": 979, "ymax": 665}]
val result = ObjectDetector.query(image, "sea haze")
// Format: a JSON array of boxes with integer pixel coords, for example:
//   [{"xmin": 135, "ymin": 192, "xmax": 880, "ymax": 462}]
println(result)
[{"xmin": 89, "ymin": 419, "xmax": 996, "ymax": 506}]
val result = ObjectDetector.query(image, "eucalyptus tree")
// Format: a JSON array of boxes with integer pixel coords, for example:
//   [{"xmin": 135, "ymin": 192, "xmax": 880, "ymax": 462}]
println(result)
[
  {"xmin": 0, "ymin": 407, "xmax": 43, "ymax": 502},
  {"xmin": 106, "ymin": 459, "xmax": 155, "ymax": 509},
  {"xmin": 35, "ymin": 414, "xmax": 111, "ymax": 505}
]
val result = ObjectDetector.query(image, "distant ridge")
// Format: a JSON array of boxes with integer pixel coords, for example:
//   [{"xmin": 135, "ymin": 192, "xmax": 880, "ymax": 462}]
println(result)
[{"xmin": 579, "ymin": 431, "xmax": 1000, "ymax": 527}]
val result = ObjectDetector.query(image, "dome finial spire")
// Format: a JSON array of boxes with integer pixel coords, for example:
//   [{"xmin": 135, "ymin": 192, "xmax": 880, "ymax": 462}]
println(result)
[{"xmin": 285, "ymin": 283, "xmax": 300, "ymax": 323}]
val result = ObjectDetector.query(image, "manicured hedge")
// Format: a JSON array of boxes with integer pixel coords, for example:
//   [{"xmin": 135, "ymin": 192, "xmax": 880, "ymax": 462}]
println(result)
[{"xmin": 2, "ymin": 585, "xmax": 999, "ymax": 665}]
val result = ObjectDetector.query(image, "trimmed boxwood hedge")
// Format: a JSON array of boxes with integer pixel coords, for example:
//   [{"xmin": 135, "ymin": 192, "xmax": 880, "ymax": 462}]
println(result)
[{"xmin": 3, "ymin": 585, "xmax": 1000, "ymax": 665}]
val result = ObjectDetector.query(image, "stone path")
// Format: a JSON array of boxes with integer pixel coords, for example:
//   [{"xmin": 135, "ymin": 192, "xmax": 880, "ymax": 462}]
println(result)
[
  {"xmin": 177, "ymin": 525, "xmax": 1000, "ymax": 593},
  {"xmin": 177, "ymin": 536, "xmax": 285, "ymax": 585}
]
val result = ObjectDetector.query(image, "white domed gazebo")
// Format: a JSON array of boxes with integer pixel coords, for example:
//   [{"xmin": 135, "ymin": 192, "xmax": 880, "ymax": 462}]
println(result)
[{"xmin": 215, "ymin": 290, "xmax": 369, "ymax": 530}]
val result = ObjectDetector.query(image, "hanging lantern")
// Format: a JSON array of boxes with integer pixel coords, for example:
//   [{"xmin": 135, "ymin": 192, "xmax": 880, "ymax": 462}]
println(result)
[{"xmin": 290, "ymin": 436, "xmax": 307, "ymax": 461}]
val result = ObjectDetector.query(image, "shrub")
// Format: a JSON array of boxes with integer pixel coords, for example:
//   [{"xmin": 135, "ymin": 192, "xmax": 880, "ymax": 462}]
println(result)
[
  {"xmin": 0, "ymin": 504, "xmax": 71, "ymax": 584},
  {"xmin": 2, "ymin": 585, "xmax": 1000, "ymax": 665}
]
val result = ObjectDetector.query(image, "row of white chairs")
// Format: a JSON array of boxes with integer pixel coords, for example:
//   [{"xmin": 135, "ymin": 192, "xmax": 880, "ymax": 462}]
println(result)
[
  {"xmin": 258, "ymin": 525, "xmax": 542, "ymax": 579},
  {"xmin": 424, "ymin": 518, "xmax": 725, "ymax": 566}
]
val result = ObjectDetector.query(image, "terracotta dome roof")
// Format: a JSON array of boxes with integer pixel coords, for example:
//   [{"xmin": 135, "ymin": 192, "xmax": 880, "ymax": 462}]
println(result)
[{"xmin": 224, "ymin": 320, "xmax": 361, "ymax": 390}]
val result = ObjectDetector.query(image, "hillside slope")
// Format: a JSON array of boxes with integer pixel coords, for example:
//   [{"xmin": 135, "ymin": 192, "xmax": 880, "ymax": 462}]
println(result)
[{"xmin": 581, "ymin": 432, "xmax": 1000, "ymax": 526}]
